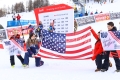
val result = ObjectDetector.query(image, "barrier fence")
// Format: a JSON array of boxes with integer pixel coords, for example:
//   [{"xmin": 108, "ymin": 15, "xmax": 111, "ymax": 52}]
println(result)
[
  {"xmin": 75, "ymin": 12, "xmax": 120, "ymax": 26},
  {"xmin": 7, "ymin": 20, "xmax": 36, "ymax": 27}
]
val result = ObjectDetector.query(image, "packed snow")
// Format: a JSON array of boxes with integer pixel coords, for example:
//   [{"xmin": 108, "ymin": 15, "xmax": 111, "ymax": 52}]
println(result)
[{"xmin": 0, "ymin": 0, "xmax": 120, "ymax": 80}]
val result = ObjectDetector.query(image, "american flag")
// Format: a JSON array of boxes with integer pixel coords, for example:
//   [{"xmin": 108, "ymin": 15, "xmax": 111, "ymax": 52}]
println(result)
[
  {"xmin": 38, "ymin": 26, "xmax": 93, "ymax": 60},
  {"xmin": 109, "ymin": 31, "xmax": 120, "ymax": 44}
]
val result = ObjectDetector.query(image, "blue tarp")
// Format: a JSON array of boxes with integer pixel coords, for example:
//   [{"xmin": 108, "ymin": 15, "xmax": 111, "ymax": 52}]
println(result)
[{"xmin": 7, "ymin": 20, "xmax": 36, "ymax": 27}]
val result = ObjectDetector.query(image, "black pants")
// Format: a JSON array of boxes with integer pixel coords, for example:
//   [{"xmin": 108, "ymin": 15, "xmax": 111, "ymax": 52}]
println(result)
[
  {"xmin": 10, "ymin": 55, "xmax": 24, "ymax": 66},
  {"xmin": 95, "ymin": 54, "xmax": 103, "ymax": 69},
  {"xmin": 13, "ymin": 18, "xmax": 15, "ymax": 21},
  {"xmin": 102, "ymin": 51, "xmax": 120, "ymax": 70}
]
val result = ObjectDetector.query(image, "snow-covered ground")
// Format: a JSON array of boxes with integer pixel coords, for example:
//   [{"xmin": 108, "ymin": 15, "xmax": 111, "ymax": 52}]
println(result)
[{"xmin": 0, "ymin": 1, "xmax": 120, "ymax": 80}]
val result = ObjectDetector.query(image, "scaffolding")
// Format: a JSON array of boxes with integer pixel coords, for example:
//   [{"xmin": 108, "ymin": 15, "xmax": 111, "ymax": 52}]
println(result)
[{"xmin": 72, "ymin": 0, "xmax": 85, "ymax": 15}]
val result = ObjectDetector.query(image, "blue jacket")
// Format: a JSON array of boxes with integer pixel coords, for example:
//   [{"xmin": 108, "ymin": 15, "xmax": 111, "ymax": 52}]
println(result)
[
  {"xmin": 49, "ymin": 26, "xmax": 55, "ymax": 32},
  {"xmin": 79, "ymin": 13, "xmax": 83, "ymax": 17},
  {"xmin": 39, "ymin": 24, "xmax": 43, "ymax": 30},
  {"xmin": 26, "ymin": 44, "xmax": 37, "ymax": 55},
  {"xmin": 95, "ymin": 12, "xmax": 98, "ymax": 14}
]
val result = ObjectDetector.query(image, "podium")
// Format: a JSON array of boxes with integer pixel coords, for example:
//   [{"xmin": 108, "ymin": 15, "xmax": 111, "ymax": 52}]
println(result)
[{"xmin": 7, "ymin": 20, "xmax": 36, "ymax": 27}]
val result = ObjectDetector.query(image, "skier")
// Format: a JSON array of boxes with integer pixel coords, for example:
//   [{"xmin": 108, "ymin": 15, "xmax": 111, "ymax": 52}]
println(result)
[
  {"xmin": 102, "ymin": 22, "xmax": 120, "ymax": 72},
  {"xmin": 48, "ymin": 20, "xmax": 55, "ymax": 32},
  {"xmin": 35, "ymin": 21, "xmax": 43, "ymax": 39},
  {"xmin": 9, "ymin": 30, "xmax": 24, "ymax": 68},
  {"xmin": 23, "ymin": 33, "xmax": 44, "ymax": 68},
  {"xmin": 90, "ymin": 28, "xmax": 112, "ymax": 72}
]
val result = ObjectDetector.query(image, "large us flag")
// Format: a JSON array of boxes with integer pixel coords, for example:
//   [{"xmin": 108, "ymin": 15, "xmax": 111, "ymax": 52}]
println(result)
[{"xmin": 38, "ymin": 26, "xmax": 92, "ymax": 60}]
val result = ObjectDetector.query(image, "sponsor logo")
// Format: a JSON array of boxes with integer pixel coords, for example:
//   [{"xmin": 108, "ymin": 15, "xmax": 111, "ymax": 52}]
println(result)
[
  {"xmin": 94, "ymin": 13, "xmax": 110, "ymax": 22},
  {"xmin": 39, "ymin": 9, "xmax": 44, "ymax": 12},
  {"xmin": 110, "ymin": 12, "xmax": 120, "ymax": 20}
]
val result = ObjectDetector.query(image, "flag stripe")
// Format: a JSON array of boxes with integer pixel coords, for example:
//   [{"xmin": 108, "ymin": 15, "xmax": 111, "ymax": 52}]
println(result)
[
  {"xmin": 66, "ymin": 32, "xmax": 91, "ymax": 43},
  {"xmin": 66, "ymin": 39, "xmax": 91, "ymax": 48},
  {"xmin": 65, "ymin": 45, "xmax": 92, "ymax": 54},
  {"xmin": 37, "ymin": 53, "xmax": 92, "ymax": 60},
  {"xmin": 39, "ymin": 49, "xmax": 92, "ymax": 59},
  {"xmin": 66, "ymin": 26, "xmax": 90, "ymax": 36}
]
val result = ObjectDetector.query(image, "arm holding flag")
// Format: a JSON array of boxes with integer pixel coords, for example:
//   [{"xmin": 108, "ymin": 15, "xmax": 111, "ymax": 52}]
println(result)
[{"xmin": 91, "ymin": 29, "xmax": 99, "ymax": 40}]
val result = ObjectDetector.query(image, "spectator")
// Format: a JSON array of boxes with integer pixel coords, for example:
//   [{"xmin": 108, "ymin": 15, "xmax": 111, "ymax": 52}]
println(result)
[
  {"xmin": 79, "ymin": 13, "xmax": 83, "ymax": 17},
  {"xmin": 95, "ymin": 10, "xmax": 98, "ymax": 14},
  {"xmin": 90, "ymin": 12, "xmax": 93, "ymax": 15},
  {"xmin": 16, "ymin": 14, "xmax": 21, "ymax": 21},
  {"xmin": 12, "ymin": 13, "xmax": 16, "ymax": 21},
  {"xmin": 100, "ymin": 11, "xmax": 103, "ymax": 13},
  {"xmin": 85, "ymin": 11, "xmax": 88, "ymax": 16}
]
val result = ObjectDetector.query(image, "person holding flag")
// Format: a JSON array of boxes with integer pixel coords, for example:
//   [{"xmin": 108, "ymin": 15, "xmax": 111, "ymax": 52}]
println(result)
[
  {"xmin": 48, "ymin": 20, "xmax": 55, "ymax": 32},
  {"xmin": 9, "ymin": 30, "xmax": 25, "ymax": 68},
  {"xmin": 35, "ymin": 21, "xmax": 43, "ymax": 39},
  {"xmin": 101, "ymin": 22, "xmax": 120, "ymax": 72},
  {"xmin": 23, "ymin": 33, "xmax": 44, "ymax": 68}
]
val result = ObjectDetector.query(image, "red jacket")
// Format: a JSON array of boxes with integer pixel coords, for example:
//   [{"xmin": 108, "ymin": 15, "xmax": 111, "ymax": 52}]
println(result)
[
  {"xmin": 16, "ymin": 15, "xmax": 21, "ymax": 20},
  {"xmin": 91, "ymin": 29, "xmax": 104, "ymax": 60}
]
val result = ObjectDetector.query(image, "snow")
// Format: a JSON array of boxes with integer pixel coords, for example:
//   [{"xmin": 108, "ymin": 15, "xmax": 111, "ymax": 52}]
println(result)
[{"xmin": 0, "ymin": 1, "xmax": 120, "ymax": 80}]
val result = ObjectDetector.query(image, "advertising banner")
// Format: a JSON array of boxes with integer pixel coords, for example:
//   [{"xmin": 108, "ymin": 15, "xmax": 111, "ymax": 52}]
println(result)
[
  {"xmin": 6, "ymin": 26, "xmax": 29, "ymax": 38},
  {"xmin": 0, "ymin": 29, "xmax": 7, "ymax": 40},
  {"xmin": 7, "ymin": 20, "xmax": 36, "ymax": 27},
  {"xmin": 94, "ymin": 13, "xmax": 110, "ymax": 22},
  {"xmin": 75, "ymin": 15, "xmax": 95, "ymax": 26},
  {"xmin": 109, "ymin": 12, "xmax": 120, "ymax": 20}
]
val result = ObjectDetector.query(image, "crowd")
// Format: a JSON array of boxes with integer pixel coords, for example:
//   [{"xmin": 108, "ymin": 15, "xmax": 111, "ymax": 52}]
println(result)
[
  {"xmin": 12, "ymin": 13, "xmax": 21, "ymax": 21},
  {"xmin": 74, "ymin": 6, "xmax": 103, "ymax": 18}
]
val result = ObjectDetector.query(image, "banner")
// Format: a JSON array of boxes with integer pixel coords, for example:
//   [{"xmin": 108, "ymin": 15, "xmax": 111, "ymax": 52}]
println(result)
[
  {"xmin": 34, "ymin": 4, "xmax": 74, "ymax": 33},
  {"xmin": 75, "ymin": 15, "xmax": 95, "ymax": 26},
  {"xmin": 100, "ymin": 31, "xmax": 120, "ymax": 50},
  {"xmin": 109, "ymin": 12, "xmax": 120, "ymax": 20},
  {"xmin": 7, "ymin": 26, "xmax": 29, "ymax": 38},
  {"xmin": 94, "ymin": 13, "xmax": 110, "ymax": 22},
  {"xmin": 0, "ymin": 29, "xmax": 7, "ymax": 40},
  {"xmin": 7, "ymin": 20, "xmax": 36, "ymax": 27},
  {"xmin": 2, "ymin": 39, "xmax": 24, "ymax": 55}
]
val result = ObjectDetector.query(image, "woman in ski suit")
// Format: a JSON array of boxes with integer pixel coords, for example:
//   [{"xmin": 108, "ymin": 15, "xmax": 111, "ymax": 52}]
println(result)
[{"xmin": 23, "ymin": 33, "xmax": 43, "ymax": 68}]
